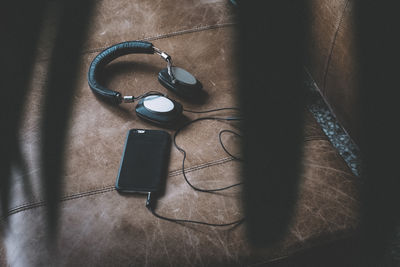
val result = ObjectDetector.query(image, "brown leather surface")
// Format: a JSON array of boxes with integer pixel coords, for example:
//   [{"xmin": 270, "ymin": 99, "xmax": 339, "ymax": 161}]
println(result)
[
  {"xmin": 12, "ymin": 27, "xmax": 243, "ymax": 210},
  {"xmin": 11, "ymin": 26, "xmax": 328, "ymax": 212},
  {"xmin": 36, "ymin": 0, "xmax": 236, "ymax": 62},
  {"xmin": 322, "ymin": 0, "xmax": 361, "ymax": 144},
  {"xmin": 3, "ymin": 140, "xmax": 359, "ymax": 266},
  {"xmin": 306, "ymin": 0, "xmax": 361, "ymax": 144},
  {"xmin": 306, "ymin": 0, "xmax": 348, "ymax": 91},
  {"xmin": 1, "ymin": 0, "xmax": 360, "ymax": 265}
]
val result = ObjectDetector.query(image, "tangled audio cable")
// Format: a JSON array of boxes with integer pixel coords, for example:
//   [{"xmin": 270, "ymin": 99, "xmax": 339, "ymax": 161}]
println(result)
[{"xmin": 146, "ymin": 107, "xmax": 245, "ymax": 227}]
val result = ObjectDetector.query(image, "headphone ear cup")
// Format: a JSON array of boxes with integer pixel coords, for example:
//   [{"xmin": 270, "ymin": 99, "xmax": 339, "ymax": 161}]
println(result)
[
  {"xmin": 135, "ymin": 95, "xmax": 183, "ymax": 125},
  {"xmin": 158, "ymin": 67, "xmax": 203, "ymax": 100}
]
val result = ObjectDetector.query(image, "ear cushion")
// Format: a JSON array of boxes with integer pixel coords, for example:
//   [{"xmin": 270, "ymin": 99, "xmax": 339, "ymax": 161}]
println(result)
[{"xmin": 88, "ymin": 41, "xmax": 154, "ymax": 104}]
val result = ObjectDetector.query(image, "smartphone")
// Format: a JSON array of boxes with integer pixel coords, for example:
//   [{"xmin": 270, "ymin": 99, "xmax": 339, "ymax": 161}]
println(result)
[{"xmin": 115, "ymin": 129, "xmax": 171, "ymax": 193}]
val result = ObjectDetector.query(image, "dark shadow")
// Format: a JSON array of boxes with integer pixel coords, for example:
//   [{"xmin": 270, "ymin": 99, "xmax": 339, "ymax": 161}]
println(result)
[
  {"xmin": 235, "ymin": 1, "xmax": 309, "ymax": 246},
  {"xmin": 0, "ymin": 1, "xmax": 46, "ymax": 223},
  {"xmin": 39, "ymin": 0, "xmax": 96, "ymax": 238},
  {"xmin": 353, "ymin": 1, "xmax": 400, "ymax": 266}
]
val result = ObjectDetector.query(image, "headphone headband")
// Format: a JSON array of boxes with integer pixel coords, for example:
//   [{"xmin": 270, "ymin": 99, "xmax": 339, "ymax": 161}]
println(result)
[
  {"xmin": 88, "ymin": 41, "xmax": 164, "ymax": 104},
  {"xmin": 88, "ymin": 40, "xmax": 203, "ymax": 126}
]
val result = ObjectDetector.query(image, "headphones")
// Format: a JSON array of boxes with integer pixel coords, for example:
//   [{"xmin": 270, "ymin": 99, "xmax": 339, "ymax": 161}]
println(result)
[{"xmin": 88, "ymin": 41, "xmax": 203, "ymax": 126}]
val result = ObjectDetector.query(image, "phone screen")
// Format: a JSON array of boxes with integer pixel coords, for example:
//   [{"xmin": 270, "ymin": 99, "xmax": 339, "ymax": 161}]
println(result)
[{"xmin": 115, "ymin": 129, "xmax": 171, "ymax": 193}]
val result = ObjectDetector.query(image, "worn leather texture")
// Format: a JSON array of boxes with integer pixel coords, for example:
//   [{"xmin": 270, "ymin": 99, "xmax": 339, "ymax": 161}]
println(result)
[
  {"xmin": 306, "ymin": 0, "xmax": 361, "ymax": 144},
  {"xmin": 1, "ymin": 0, "xmax": 360, "ymax": 266}
]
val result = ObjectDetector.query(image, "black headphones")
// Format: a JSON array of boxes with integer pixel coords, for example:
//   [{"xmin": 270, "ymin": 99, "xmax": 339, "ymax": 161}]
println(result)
[{"xmin": 88, "ymin": 41, "xmax": 203, "ymax": 126}]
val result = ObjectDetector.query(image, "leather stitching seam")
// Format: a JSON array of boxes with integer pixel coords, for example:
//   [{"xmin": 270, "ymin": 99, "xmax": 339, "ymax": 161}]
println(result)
[
  {"xmin": 36, "ymin": 23, "xmax": 236, "ymax": 62},
  {"xmin": 3, "ymin": 136, "xmax": 326, "ymax": 218},
  {"xmin": 3, "ymin": 156, "xmax": 236, "ymax": 218},
  {"xmin": 168, "ymin": 157, "xmax": 234, "ymax": 177},
  {"xmin": 87, "ymin": 23, "xmax": 236, "ymax": 55}
]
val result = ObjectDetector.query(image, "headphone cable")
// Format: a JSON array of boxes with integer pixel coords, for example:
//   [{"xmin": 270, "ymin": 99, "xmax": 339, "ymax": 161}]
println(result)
[{"xmin": 146, "ymin": 109, "xmax": 245, "ymax": 226}]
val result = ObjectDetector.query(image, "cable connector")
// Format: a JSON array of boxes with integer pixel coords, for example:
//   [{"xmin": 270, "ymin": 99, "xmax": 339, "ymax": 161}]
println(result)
[{"xmin": 146, "ymin": 192, "xmax": 152, "ymax": 208}]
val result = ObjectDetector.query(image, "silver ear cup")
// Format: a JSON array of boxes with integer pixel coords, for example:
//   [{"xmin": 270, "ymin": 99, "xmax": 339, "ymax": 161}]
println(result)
[
  {"xmin": 143, "ymin": 95, "xmax": 175, "ymax": 113},
  {"xmin": 135, "ymin": 95, "xmax": 183, "ymax": 125}
]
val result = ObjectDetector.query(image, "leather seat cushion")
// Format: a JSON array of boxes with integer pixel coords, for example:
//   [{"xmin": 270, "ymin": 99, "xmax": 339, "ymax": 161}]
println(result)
[{"xmin": 1, "ymin": 0, "xmax": 360, "ymax": 266}]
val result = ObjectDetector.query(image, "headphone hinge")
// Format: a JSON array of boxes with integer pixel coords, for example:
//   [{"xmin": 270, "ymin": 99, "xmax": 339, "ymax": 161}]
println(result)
[
  {"xmin": 154, "ymin": 47, "xmax": 175, "ymax": 82},
  {"xmin": 123, "ymin": 95, "xmax": 134, "ymax": 103},
  {"xmin": 153, "ymin": 47, "xmax": 170, "ymax": 61}
]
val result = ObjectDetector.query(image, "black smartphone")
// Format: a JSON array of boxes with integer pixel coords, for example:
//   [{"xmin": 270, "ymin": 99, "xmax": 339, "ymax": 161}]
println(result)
[{"xmin": 115, "ymin": 129, "xmax": 171, "ymax": 193}]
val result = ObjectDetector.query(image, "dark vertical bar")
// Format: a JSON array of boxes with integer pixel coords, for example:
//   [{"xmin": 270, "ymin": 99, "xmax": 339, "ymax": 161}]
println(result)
[
  {"xmin": 0, "ymin": 1, "xmax": 46, "ymax": 219},
  {"xmin": 40, "ymin": 0, "xmax": 95, "ymax": 235},
  {"xmin": 355, "ymin": 1, "xmax": 400, "ymax": 265},
  {"xmin": 236, "ymin": 1, "xmax": 308, "ymax": 245}
]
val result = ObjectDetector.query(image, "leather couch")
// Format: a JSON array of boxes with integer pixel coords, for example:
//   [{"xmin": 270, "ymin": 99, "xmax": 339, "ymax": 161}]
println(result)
[{"xmin": 1, "ymin": 0, "xmax": 364, "ymax": 266}]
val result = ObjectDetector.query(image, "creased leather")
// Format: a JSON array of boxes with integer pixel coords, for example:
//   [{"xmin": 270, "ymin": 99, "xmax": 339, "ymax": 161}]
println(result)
[
  {"xmin": 306, "ymin": 0, "xmax": 361, "ymax": 144},
  {"xmin": 1, "ymin": 0, "xmax": 360, "ymax": 266},
  {"xmin": 306, "ymin": 0, "xmax": 348, "ymax": 92},
  {"xmin": 321, "ymin": 0, "xmax": 361, "ymax": 144},
  {"xmin": 2, "ymin": 140, "xmax": 360, "ymax": 266}
]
